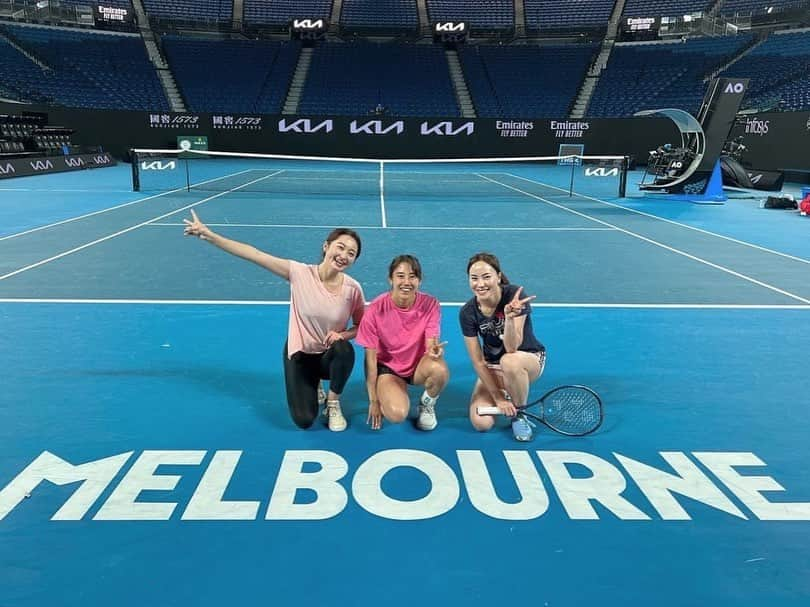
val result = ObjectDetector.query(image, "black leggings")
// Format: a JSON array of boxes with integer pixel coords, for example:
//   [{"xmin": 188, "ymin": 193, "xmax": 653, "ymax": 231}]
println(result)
[{"xmin": 282, "ymin": 340, "xmax": 355, "ymax": 429}]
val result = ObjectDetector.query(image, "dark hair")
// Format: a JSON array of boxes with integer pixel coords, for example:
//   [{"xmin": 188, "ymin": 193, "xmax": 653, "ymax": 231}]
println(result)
[
  {"xmin": 388, "ymin": 254, "xmax": 422, "ymax": 279},
  {"xmin": 323, "ymin": 228, "xmax": 362, "ymax": 259},
  {"xmin": 466, "ymin": 252, "xmax": 509, "ymax": 284}
]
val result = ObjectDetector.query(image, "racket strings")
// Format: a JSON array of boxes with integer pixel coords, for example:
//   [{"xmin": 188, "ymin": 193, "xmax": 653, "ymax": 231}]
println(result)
[{"xmin": 542, "ymin": 388, "xmax": 601, "ymax": 434}]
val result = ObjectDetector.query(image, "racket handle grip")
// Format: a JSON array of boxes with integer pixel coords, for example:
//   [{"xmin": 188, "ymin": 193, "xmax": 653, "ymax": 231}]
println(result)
[{"xmin": 476, "ymin": 406, "xmax": 501, "ymax": 416}]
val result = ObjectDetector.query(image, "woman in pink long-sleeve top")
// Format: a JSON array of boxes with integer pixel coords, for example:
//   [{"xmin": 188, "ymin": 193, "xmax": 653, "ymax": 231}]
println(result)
[{"xmin": 184, "ymin": 209, "xmax": 364, "ymax": 431}]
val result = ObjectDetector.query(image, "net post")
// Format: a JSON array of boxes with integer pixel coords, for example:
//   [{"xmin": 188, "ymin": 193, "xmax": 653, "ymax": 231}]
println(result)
[
  {"xmin": 568, "ymin": 157, "xmax": 576, "ymax": 196},
  {"xmin": 619, "ymin": 155, "xmax": 629, "ymax": 198},
  {"xmin": 130, "ymin": 149, "xmax": 140, "ymax": 192}
]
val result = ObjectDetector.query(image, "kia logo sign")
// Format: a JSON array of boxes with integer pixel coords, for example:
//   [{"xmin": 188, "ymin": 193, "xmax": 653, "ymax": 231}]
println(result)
[
  {"xmin": 584, "ymin": 167, "xmax": 619, "ymax": 177},
  {"xmin": 349, "ymin": 120, "xmax": 405, "ymax": 135},
  {"xmin": 65, "ymin": 157, "xmax": 86, "ymax": 168},
  {"xmin": 278, "ymin": 118, "xmax": 333, "ymax": 134},
  {"xmin": 93, "ymin": 155, "xmax": 112, "ymax": 165},
  {"xmin": 434, "ymin": 21, "xmax": 466, "ymax": 32},
  {"xmin": 292, "ymin": 19, "xmax": 324, "ymax": 29},
  {"xmin": 141, "ymin": 160, "xmax": 176, "ymax": 171},
  {"xmin": 0, "ymin": 162, "xmax": 15, "ymax": 175},
  {"xmin": 30, "ymin": 160, "xmax": 54, "ymax": 172},
  {"xmin": 420, "ymin": 121, "xmax": 475, "ymax": 136},
  {"xmin": 723, "ymin": 81, "xmax": 745, "ymax": 94}
]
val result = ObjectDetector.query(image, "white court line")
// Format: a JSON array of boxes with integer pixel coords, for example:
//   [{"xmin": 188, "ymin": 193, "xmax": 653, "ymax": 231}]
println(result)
[
  {"xmin": 146, "ymin": 222, "xmax": 615, "ymax": 231},
  {"xmin": 506, "ymin": 172, "xmax": 810, "ymax": 266},
  {"xmin": 379, "ymin": 162, "xmax": 387, "ymax": 228},
  {"xmin": 0, "ymin": 170, "xmax": 285, "ymax": 282},
  {"xmin": 0, "ymin": 298, "xmax": 807, "ymax": 309},
  {"xmin": 478, "ymin": 174, "xmax": 810, "ymax": 305},
  {"xmin": 0, "ymin": 188, "xmax": 136, "ymax": 193},
  {"xmin": 0, "ymin": 169, "xmax": 256, "ymax": 242}
]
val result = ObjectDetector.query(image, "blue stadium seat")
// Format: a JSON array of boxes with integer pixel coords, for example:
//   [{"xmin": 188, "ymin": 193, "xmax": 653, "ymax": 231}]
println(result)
[
  {"xmin": 299, "ymin": 41, "xmax": 458, "ymax": 117},
  {"xmin": 426, "ymin": 0, "xmax": 514, "ymax": 32},
  {"xmin": 460, "ymin": 43, "xmax": 598, "ymax": 117},
  {"xmin": 163, "ymin": 36, "xmax": 301, "ymax": 113},
  {"xmin": 0, "ymin": 23, "xmax": 169, "ymax": 111}
]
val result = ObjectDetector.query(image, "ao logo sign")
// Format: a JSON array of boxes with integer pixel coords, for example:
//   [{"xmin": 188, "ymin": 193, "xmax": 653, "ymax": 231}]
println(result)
[
  {"xmin": 350, "ymin": 120, "xmax": 405, "ymax": 135},
  {"xmin": 585, "ymin": 167, "xmax": 619, "ymax": 177},
  {"xmin": 278, "ymin": 119, "xmax": 334, "ymax": 134},
  {"xmin": 141, "ymin": 160, "xmax": 176, "ymax": 171},
  {"xmin": 724, "ymin": 82, "xmax": 745, "ymax": 94},
  {"xmin": 420, "ymin": 121, "xmax": 475, "ymax": 136}
]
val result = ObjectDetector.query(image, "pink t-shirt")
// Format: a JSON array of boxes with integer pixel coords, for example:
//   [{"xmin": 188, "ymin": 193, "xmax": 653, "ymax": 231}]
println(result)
[
  {"xmin": 355, "ymin": 291, "xmax": 441, "ymax": 377},
  {"xmin": 286, "ymin": 261, "xmax": 365, "ymax": 358}
]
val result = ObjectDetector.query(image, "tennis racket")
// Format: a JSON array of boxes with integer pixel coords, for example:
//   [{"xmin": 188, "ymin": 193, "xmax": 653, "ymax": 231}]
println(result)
[{"xmin": 476, "ymin": 385, "xmax": 603, "ymax": 436}]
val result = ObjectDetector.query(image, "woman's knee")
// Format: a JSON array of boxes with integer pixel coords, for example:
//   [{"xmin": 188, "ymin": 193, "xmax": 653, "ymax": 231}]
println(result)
[{"xmin": 290, "ymin": 409, "xmax": 317, "ymax": 429}]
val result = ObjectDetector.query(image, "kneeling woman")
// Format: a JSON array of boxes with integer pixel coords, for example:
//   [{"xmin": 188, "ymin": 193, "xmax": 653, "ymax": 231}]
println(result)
[
  {"xmin": 459, "ymin": 252, "xmax": 545, "ymax": 441},
  {"xmin": 184, "ymin": 210, "xmax": 365, "ymax": 431},
  {"xmin": 357, "ymin": 255, "xmax": 449, "ymax": 431}
]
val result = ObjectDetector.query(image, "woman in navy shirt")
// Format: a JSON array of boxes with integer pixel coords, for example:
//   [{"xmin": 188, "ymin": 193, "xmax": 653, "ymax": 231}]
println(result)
[{"xmin": 459, "ymin": 252, "xmax": 545, "ymax": 441}]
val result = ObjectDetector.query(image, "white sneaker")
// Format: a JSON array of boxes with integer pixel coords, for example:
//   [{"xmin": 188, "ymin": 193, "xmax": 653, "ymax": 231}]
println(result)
[
  {"xmin": 325, "ymin": 400, "xmax": 347, "ymax": 432},
  {"xmin": 317, "ymin": 382, "xmax": 327, "ymax": 406},
  {"xmin": 416, "ymin": 394, "xmax": 438, "ymax": 431}
]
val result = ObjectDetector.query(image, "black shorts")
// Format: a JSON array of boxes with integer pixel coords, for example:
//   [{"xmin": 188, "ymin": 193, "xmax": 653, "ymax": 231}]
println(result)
[{"xmin": 377, "ymin": 363, "xmax": 413, "ymax": 384}]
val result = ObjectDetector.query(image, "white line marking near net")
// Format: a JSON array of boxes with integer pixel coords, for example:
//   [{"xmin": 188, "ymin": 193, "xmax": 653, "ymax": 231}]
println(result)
[
  {"xmin": 0, "ymin": 169, "xmax": 257, "ymax": 242},
  {"xmin": 0, "ymin": 170, "xmax": 284, "ymax": 282},
  {"xmin": 379, "ymin": 161, "xmax": 387, "ymax": 228},
  {"xmin": 0, "ymin": 299, "xmax": 807, "ymax": 310},
  {"xmin": 505, "ymin": 172, "xmax": 810, "ymax": 265},
  {"xmin": 478, "ymin": 174, "xmax": 810, "ymax": 305}
]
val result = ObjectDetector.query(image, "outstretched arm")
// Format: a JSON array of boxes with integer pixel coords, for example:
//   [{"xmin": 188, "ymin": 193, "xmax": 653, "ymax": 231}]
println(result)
[{"xmin": 183, "ymin": 209, "xmax": 291, "ymax": 280}]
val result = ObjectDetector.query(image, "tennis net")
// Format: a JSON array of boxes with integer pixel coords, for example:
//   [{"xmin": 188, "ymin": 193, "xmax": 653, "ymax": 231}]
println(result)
[{"xmin": 130, "ymin": 149, "xmax": 630, "ymax": 199}]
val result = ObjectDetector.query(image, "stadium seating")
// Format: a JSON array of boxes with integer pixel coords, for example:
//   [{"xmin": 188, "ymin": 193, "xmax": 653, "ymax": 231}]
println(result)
[
  {"xmin": 57, "ymin": 0, "xmax": 130, "ymax": 6},
  {"xmin": 719, "ymin": 0, "xmax": 803, "ymax": 16},
  {"xmin": 141, "ymin": 0, "xmax": 232, "ymax": 24},
  {"xmin": 426, "ymin": 0, "xmax": 514, "ymax": 32},
  {"xmin": 460, "ymin": 43, "xmax": 597, "ymax": 117},
  {"xmin": 299, "ymin": 41, "xmax": 458, "ymax": 116},
  {"xmin": 242, "ymin": 0, "xmax": 333, "ymax": 27},
  {"xmin": 524, "ymin": 0, "xmax": 614, "ymax": 31},
  {"xmin": 588, "ymin": 34, "xmax": 754, "ymax": 117},
  {"xmin": 162, "ymin": 36, "xmax": 301, "ymax": 113},
  {"xmin": 722, "ymin": 30, "xmax": 810, "ymax": 111},
  {"xmin": 0, "ymin": 23, "xmax": 169, "ymax": 110},
  {"xmin": 622, "ymin": 0, "xmax": 712, "ymax": 17},
  {"xmin": 341, "ymin": 0, "xmax": 419, "ymax": 31}
]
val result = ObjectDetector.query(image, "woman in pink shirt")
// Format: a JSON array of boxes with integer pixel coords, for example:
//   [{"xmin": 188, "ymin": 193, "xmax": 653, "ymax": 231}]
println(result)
[
  {"xmin": 183, "ymin": 210, "xmax": 365, "ymax": 431},
  {"xmin": 356, "ymin": 254, "xmax": 449, "ymax": 431}
]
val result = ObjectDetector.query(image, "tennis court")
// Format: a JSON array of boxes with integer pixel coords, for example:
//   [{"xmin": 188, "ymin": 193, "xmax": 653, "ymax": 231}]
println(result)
[{"xmin": 1, "ymin": 159, "xmax": 809, "ymax": 607}]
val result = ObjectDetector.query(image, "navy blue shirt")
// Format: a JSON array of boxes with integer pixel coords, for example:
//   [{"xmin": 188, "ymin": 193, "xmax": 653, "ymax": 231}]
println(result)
[{"xmin": 459, "ymin": 283, "xmax": 544, "ymax": 364}]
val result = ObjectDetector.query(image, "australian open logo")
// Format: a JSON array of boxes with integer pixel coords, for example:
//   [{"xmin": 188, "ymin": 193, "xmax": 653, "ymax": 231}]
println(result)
[
  {"xmin": 550, "ymin": 120, "xmax": 589, "ymax": 138},
  {"xmin": 744, "ymin": 117, "xmax": 769, "ymax": 136},
  {"xmin": 496, "ymin": 120, "xmax": 534, "ymax": 138}
]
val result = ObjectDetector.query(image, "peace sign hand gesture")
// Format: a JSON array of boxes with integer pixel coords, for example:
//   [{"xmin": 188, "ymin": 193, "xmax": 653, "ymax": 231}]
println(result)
[
  {"xmin": 503, "ymin": 286, "xmax": 535, "ymax": 319},
  {"xmin": 183, "ymin": 209, "xmax": 213, "ymax": 241}
]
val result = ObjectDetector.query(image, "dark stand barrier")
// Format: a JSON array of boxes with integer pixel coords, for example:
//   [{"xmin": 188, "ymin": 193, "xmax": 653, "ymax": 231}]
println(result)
[
  {"xmin": 0, "ymin": 103, "xmax": 680, "ymax": 163},
  {"xmin": 0, "ymin": 152, "xmax": 115, "ymax": 180},
  {"xmin": 5, "ymin": 102, "xmax": 810, "ymax": 176}
]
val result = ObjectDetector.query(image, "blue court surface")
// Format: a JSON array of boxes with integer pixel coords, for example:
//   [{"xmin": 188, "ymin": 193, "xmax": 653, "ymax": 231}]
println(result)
[{"xmin": 1, "ymin": 162, "xmax": 809, "ymax": 607}]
